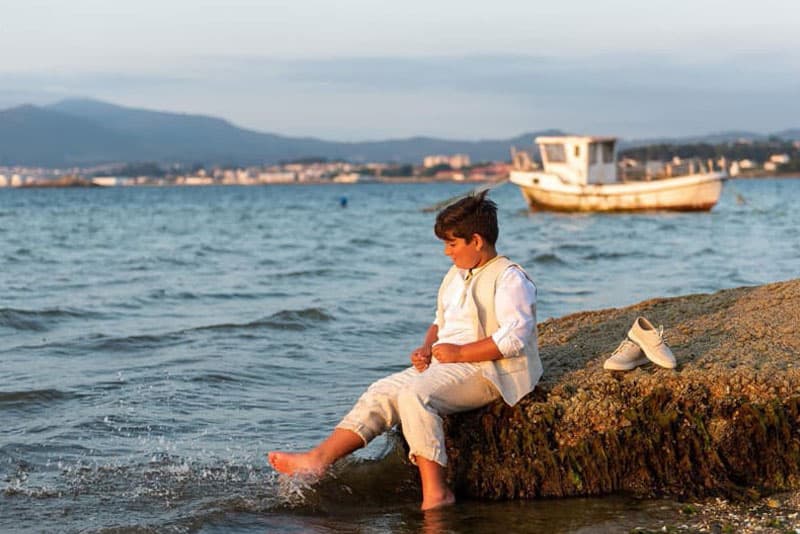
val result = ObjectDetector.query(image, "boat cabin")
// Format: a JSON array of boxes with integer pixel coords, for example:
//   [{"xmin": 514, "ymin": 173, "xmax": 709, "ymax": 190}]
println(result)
[{"xmin": 535, "ymin": 136, "xmax": 618, "ymax": 185}]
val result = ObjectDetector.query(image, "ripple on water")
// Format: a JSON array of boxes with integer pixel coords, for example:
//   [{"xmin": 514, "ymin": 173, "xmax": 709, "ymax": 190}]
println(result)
[
  {"xmin": 268, "ymin": 268, "xmax": 335, "ymax": 279},
  {"xmin": 529, "ymin": 252, "xmax": 567, "ymax": 266},
  {"xmin": 86, "ymin": 332, "xmax": 188, "ymax": 353},
  {"xmin": 142, "ymin": 289, "xmax": 277, "ymax": 302},
  {"xmin": 581, "ymin": 250, "xmax": 634, "ymax": 261},
  {"xmin": 0, "ymin": 307, "xmax": 107, "ymax": 332},
  {"xmin": 0, "ymin": 389, "xmax": 84, "ymax": 412},
  {"xmin": 192, "ymin": 308, "xmax": 334, "ymax": 333}
]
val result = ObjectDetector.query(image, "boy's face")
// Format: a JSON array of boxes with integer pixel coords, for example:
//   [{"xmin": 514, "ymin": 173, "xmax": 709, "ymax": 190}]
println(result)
[{"xmin": 442, "ymin": 233, "xmax": 482, "ymax": 270}]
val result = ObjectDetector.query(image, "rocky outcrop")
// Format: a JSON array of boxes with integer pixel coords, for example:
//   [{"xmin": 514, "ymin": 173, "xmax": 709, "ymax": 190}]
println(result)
[{"xmin": 444, "ymin": 279, "xmax": 800, "ymax": 500}]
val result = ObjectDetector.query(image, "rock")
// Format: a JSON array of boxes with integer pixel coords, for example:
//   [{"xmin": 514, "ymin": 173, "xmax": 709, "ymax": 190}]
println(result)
[{"xmin": 443, "ymin": 279, "xmax": 800, "ymax": 500}]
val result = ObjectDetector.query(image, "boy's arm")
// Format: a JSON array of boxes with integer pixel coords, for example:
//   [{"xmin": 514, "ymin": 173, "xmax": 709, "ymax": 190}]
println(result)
[
  {"xmin": 411, "ymin": 324, "xmax": 439, "ymax": 371},
  {"xmin": 432, "ymin": 267, "xmax": 535, "ymax": 364},
  {"xmin": 421, "ymin": 323, "xmax": 438, "ymax": 351},
  {"xmin": 432, "ymin": 336, "xmax": 502, "ymax": 363}
]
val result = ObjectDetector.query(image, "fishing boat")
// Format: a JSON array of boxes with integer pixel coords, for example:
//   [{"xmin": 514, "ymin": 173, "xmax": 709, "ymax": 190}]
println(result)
[{"xmin": 509, "ymin": 136, "xmax": 725, "ymax": 212}]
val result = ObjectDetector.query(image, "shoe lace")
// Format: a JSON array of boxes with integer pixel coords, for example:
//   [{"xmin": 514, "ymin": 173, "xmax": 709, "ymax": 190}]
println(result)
[{"xmin": 656, "ymin": 325, "xmax": 668, "ymax": 345}]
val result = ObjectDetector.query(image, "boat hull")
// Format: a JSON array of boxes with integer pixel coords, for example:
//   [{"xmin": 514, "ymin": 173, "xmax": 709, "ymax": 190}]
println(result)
[{"xmin": 510, "ymin": 171, "xmax": 725, "ymax": 212}]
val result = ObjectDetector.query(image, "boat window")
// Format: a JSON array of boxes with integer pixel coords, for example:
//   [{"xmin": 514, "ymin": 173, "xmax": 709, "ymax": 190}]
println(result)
[
  {"xmin": 601, "ymin": 142, "xmax": 614, "ymax": 163},
  {"xmin": 543, "ymin": 144, "xmax": 566, "ymax": 163},
  {"xmin": 589, "ymin": 143, "xmax": 598, "ymax": 164},
  {"xmin": 574, "ymin": 146, "xmax": 580, "ymax": 158}
]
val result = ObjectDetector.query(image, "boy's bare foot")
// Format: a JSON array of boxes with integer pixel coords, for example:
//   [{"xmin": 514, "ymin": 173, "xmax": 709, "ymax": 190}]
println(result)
[
  {"xmin": 420, "ymin": 488, "xmax": 455, "ymax": 511},
  {"xmin": 267, "ymin": 451, "xmax": 327, "ymax": 477}
]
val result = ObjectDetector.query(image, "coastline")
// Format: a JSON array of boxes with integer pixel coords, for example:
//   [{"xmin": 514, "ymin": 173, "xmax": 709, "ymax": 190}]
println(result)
[
  {"xmin": 4, "ymin": 172, "xmax": 799, "ymax": 189},
  {"xmin": 5, "ymin": 176, "xmax": 493, "ymax": 188}
]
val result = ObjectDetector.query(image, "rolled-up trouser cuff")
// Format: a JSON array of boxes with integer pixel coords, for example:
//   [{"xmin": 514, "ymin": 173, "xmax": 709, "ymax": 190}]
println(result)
[
  {"xmin": 408, "ymin": 445, "xmax": 447, "ymax": 467},
  {"xmin": 334, "ymin": 422, "xmax": 370, "ymax": 447}
]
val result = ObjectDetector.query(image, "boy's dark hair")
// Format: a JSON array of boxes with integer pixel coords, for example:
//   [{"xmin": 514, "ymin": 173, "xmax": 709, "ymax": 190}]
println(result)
[{"xmin": 434, "ymin": 190, "xmax": 499, "ymax": 245}]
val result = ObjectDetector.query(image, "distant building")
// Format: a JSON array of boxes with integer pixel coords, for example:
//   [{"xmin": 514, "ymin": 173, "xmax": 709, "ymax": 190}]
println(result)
[
  {"xmin": 181, "ymin": 176, "xmax": 215, "ymax": 186},
  {"xmin": 92, "ymin": 176, "xmax": 136, "ymax": 187},
  {"xmin": 467, "ymin": 162, "xmax": 509, "ymax": 181},
  {"xmin": 332, "ymin": 173, "xmax": 362, "ymax": 183},
  {"xmin": 423, "ymin": 154, "xmax": 471, "ymax": 169},
  {"xmin": 448, "ymin": 154, "xmax": 471, "ymax": 169},
  {"xmin": 258, "ymin": 172, "xmax": 296, "ymax": 183},
  {"xmin": 423, "ymin": 155, "xmax": 449, "ymax": 168},
  {"xmin": 769, "ymin": 154, "xmax": 791, "ymax": 165}
]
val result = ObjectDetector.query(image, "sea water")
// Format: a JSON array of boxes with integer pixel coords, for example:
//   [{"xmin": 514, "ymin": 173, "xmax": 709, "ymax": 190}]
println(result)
[{"xmin": 1, "ymin": 179, "xmax": 798, "ymax": 533}]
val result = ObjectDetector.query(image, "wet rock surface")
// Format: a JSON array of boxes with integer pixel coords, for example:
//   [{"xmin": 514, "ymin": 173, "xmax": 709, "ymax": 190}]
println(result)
[{"xmin": 444, "ymin": 278, "xmax": 800, "ymax": 508}]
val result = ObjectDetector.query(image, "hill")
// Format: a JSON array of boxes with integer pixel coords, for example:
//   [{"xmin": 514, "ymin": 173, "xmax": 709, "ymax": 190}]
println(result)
[
  {"xmin": 6, "ymin": 98, "xmax": 553, "ymax": 166},
  {"xmin": 1, "ymin": 98, "xmax": 796, "ymax": 167},
  {"xmin": 0, "ymin": 105, "xmax": 143, "ymax": 166},
  {"xmin": 46, "ymin": 99, "xmax": 334, "ymax": 165}
]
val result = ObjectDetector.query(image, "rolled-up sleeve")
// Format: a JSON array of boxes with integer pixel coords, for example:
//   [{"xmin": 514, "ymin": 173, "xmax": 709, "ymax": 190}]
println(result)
[{"xmin": 491, "ymin": 267, "xmax": 536, "ymax": 358}]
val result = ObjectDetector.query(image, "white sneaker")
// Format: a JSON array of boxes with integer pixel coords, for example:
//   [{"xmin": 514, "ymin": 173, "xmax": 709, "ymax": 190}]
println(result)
[
  {"xmin": 603, "ymin": 339, "xmax": 649, "ymax": 371},
  {"xmin": 627, "ymin": 316, "xmax": 676, "ymax": 369}
]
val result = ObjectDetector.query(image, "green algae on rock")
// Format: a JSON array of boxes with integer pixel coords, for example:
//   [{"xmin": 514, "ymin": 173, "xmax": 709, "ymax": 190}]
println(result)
[{"xmin": 443, "ymin": 279, "xmax": 800, "ymax": 500}]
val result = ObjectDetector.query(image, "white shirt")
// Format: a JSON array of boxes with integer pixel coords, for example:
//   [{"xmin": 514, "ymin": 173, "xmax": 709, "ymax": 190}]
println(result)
[{"xmin": 433, "ymin": 265, "xmax": 536, "ymax": 358}]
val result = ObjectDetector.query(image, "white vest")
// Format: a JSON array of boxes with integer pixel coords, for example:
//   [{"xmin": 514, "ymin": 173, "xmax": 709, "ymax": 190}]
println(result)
[{"xmin": 436, "ymin": 256, "xmax": 543, "ymax": 406}]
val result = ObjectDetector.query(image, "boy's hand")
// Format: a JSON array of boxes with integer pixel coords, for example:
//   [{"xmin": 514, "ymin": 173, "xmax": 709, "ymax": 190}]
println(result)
[
  {"xmin": 431, "ymin": 343, "xmax": 461, "ymax": 363},
  {"xmin": 410, "ymin": 346, "xmax": 432, "ymax": 372}
]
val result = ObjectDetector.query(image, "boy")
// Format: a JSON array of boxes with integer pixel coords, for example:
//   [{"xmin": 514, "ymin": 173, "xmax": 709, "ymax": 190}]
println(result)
[{"xmin": 268, "ymin": 191, "xmax": 542, "ymax": 510}]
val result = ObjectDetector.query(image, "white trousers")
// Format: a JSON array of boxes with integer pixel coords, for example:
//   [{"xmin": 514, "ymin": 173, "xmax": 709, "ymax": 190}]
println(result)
[{"xmin": 336, "ymin": 361, "xmax": 500, "ymax": 467}]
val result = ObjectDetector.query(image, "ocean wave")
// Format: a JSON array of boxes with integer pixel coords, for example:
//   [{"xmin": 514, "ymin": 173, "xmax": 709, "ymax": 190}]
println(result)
[
  {"xmin": 188, "ymin": 372, "xmax": 245, "ymax": 384},
  {"xmin": 547, "ymin": 287, "xmax": 594, "ymax": 297},
  {"xmin": 0, "ymin": 307, "xmax": 105, "ymax": 332},
  {"xmin": 6, "ymin": 308, "xmax": 333, "ymax": 356},
  {"xmin": 530, "ymin": 252, "xmax": 566, "ymax": 266},
  {"xmin": 349, "ymin": 237, "xmax": 391, "ymax": 248},
  {"xmin": 138, "ymin": 288, "xmax": 285, "ymax": 303},
  {"xmin": 193, "ymin": 308, "xmax": 334, "ymax": 333},
  {"xmin": 0, "ymin": 388, "xmax": 82, "ymax": 408},
  {"xmin": 269, "ymin": 268, "xmax": 334, "ymax": 279},
  {"xmin": 203, "ymin": 291, "xmax": 265, "ymax": 301},
  {"xmin": 97, "ymin": 333, "xmax": 186, "ymax": 352},
  {"xmin": 124, "ymin": 255, "xmax": 195, "ymax": 269},
  {"xmin": 554, "ymin": 243, "xmax": 595, "ymax": 253},
  {"xmin": 581, "ymin": 251, "xmax": 633, "ymax": 261},
  {"xmin": 695, "ymin": 247, "xmax": 716, "ymax": 256},
  {"xmin": 195, "ymin": 244, "xmax": 246, "ymax": 257}
]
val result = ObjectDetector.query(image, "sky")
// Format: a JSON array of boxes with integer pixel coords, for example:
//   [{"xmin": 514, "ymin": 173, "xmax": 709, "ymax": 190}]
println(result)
[{"xmin": 1, "ymin": 0, "xmax": 798, "ymax": 141}]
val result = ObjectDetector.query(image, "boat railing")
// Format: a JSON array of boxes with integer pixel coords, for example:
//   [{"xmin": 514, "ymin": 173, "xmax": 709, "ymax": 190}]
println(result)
[
  {"xmin": 619, "ymin": 157, "xmax": 719, "ymax": 182},
  {"xmin": 509, "ymin": 147, "xmax": 540, "ymax": 171}
]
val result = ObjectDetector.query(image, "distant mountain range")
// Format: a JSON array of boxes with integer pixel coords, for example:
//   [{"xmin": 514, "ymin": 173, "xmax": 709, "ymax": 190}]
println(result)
[{"xmin": 0, "ymin": 98, "xmax": 797, "ymax": 167}]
